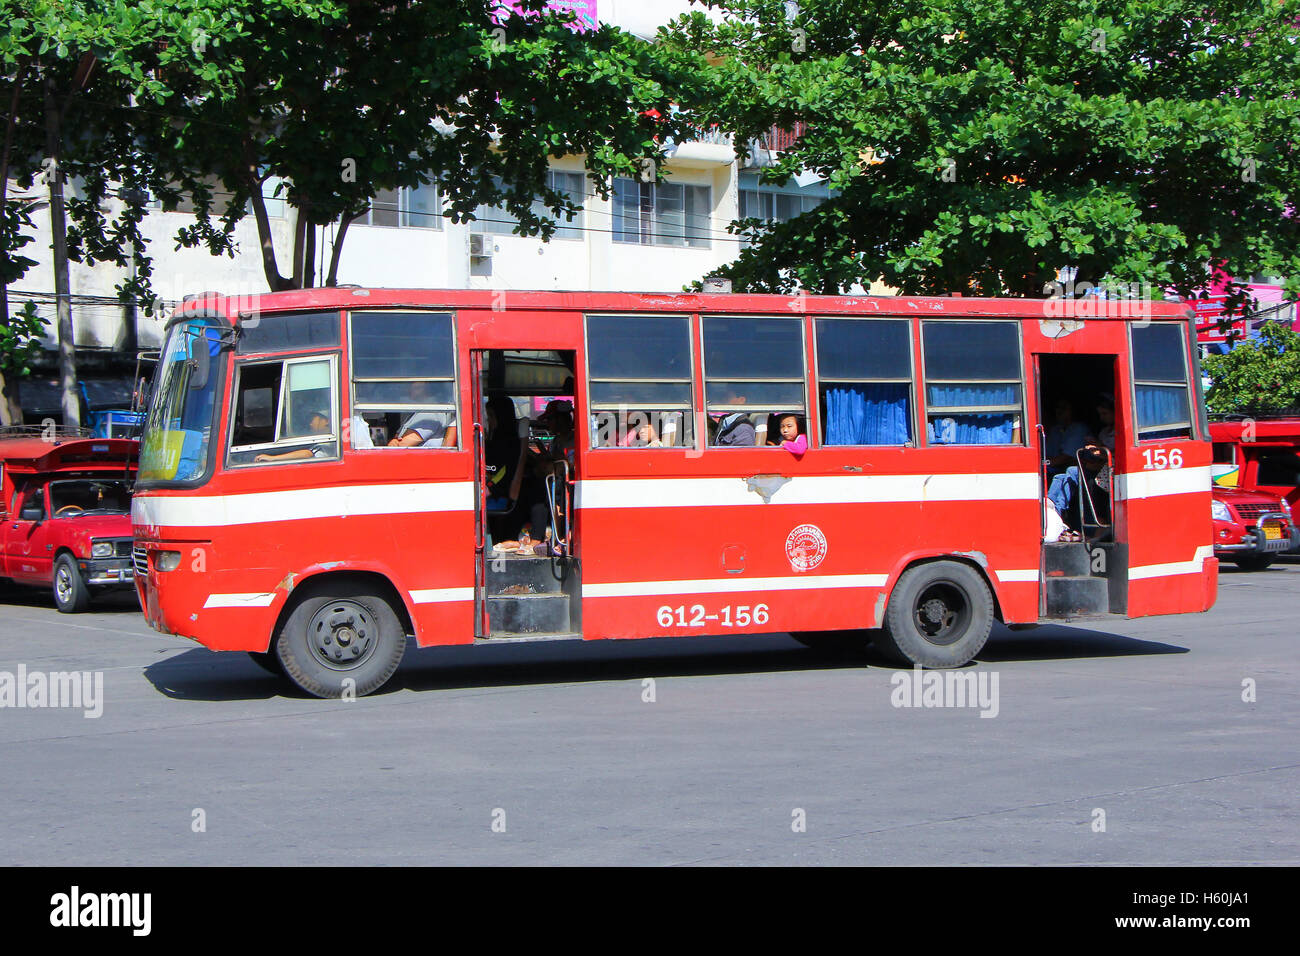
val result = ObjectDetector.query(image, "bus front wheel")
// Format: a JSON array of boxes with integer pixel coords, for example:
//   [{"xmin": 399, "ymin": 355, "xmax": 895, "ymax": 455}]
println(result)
[
  {"xmin": 276, "ymin": 586, "xmax": 405, "ymax": 698},
  {"xmin": 875, "ymin": 561, "xmax": 993, "ymax": 668}
]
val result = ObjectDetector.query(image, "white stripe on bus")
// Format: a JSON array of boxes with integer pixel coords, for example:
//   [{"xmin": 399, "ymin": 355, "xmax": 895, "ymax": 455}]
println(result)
[
  {"xmin": 576, "ymin": 472, "xmax": 1041, "ymax": 509},
  {"xmin": 133, "ymin": 481, "xmax": 475, "ymax": 528},
  {"xmin": 1128, "ymin": 545, "xmax": 1215, "ymax": 580},
  {"xmin": 203, "ymin": 592, "xmax": 276, "ymax": 608},
  {"xmin": 409, "ymin": 587, "xmax": 475, "ymax": 604},
  {"xmin": 584, "ymin": 574, "xmax": 887, "ymax": 598},
  {"xmin": 1115, "ymin": 467, "xmax": 1211, "ymax": 501}
]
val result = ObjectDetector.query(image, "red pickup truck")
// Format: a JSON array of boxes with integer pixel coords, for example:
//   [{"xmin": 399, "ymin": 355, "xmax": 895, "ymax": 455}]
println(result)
[
  {"xmin": 0, "ymin": 433, "xmax": 138, "ymax": 612},
  {"xmin": 1210, "ymin": 417, "xmax": 1300, "ymax": 569}
]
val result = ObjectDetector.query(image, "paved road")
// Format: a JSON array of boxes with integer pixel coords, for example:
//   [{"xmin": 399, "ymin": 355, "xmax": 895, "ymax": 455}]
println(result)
[{"xmin": 1, "ymin": 560, "xmax": 1296, "ymax": 866}]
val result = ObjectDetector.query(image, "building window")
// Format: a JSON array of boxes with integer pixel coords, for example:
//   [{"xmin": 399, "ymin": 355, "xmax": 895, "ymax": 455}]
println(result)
[
  {"xmin": 921, "ymin": 321, "xmax": 1024, "ymax": 445},
  {"xmin": 358, "ymin": 182, "xmax": 442, "ymax": 229},
  {"xmin": 613, "ymin": 178, "xmax": 711, "ymax": 248},
  {"xmin": 738, "ymin": 188, "xmax": 823, "ymax": 223},
  {"xmin": 471, "ymin": 170, "xmax": 586, "ymax": 239}
]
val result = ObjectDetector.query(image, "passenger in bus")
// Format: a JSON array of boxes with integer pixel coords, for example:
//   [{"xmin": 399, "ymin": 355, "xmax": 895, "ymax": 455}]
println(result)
[
  {"xmin": 713, "ymin": 389, "xmax": 757, "ymax": 446},
  {"xmin": 387, "ymin": 381, "xmax": 457, "ymax": 448},
  {"xmin": 626, "ymin": 411, "xmax": 663, "ymax": 447},
  {"xmin": 771, "ymin": 413, "xmax": 807, "ymax": 456},
  {"xmin": 254, "ymin": 410, "xmax": 335, "ymax": 462},
  {"xmin": 1047, "ymin": 437, "xmax": 1112, "ymax": 532},
  {"xmin": 1095, "ymin": 394, "xmax": 1116, "ymax": 450},
  {"xmin": 485, "ymin": 393, "xmax": 534, "ymax": 542},
  {"xmin": 1045, "ymin": 398, "xmax": 1088, "ymax": 474}
]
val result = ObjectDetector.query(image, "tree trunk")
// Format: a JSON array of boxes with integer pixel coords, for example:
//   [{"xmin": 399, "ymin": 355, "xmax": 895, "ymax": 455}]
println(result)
[
  {"xmin": 0, "ymin": 63, "xmax": 26, "ymax": 425},
  {"xmin": 44, "ymin": 75, "xmax": 78, "ymax": 429}
]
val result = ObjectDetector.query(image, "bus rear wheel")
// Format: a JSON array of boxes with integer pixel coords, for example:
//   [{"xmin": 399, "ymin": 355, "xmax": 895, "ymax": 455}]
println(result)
[
  {"xmin": 276, "ymin": 586, "xmax": 405, "ymax": 698},
  {"xmin": 875, "ymin": 561, "xmax": 993, "ymax": 668}
]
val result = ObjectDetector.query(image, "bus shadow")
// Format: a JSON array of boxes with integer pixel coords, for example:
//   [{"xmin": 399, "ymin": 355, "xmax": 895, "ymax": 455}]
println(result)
[
  {"xmin": 142, "ymin": 622, "xmax": 1187, "ymax": 701},
  {"xmin": 976, "ymin": 622, "xmax": 1188, "ymax": 663}
]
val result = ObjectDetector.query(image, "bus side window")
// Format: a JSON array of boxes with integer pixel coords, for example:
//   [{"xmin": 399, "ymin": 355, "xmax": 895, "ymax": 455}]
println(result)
[
  {"xmin": 701, "ymin": 315, "xmax": 806, "ymax": 447},
  {"xmin": 586, "ymin": 314, "xmax": 694, "ymax": 450},
  {"xmin": 349, "ymin": 311, "xmax": 458, "ymax": 450},
  {"xmin": 921, "ymin": 321, "xmax": 1024, "ymax": 445},
  {"xmin": 815, "ymin": 318, "xmax": 914, "ymax": 446},
  {"xmin": 227, "ymin": 356, "xmax": 340, "ymax": 466},
  {"xmin": 1130, "ymin": 323, "xmax": 1193, "ymax": 441}
]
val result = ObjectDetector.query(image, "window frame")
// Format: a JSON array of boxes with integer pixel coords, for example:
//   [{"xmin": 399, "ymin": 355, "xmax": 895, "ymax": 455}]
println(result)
[
  {"xmin": 920, "ymin": 319, "xmax": 1026, "ymax": 447},
  {"xmin": 584, "ymin": 312, "xmax": 697, "ymax": 451},
  {"xmin": 224, "ymin": 352, "xmax": 341, "ymax": 467},
  {"xmin": 1129, "ymin": 320, "xmax": 1194, "ymax": 443},
  {"xmin": 813, "ymin": 316, "xmax": 917, "ymax": 447},
  {"xmin": 612, "ymin": 177, "xmax": 712, "ymax": 249},
  {"xmin": 347, "ymin": 309, "xmax": 460, "ymax": 451},
  {"xmin": 358, "ymin": 182, "xmax": 444, "ymax": 230},
  {"xmin": 701, "ymin": 313, "xmax": 809, "ymax": 449}
]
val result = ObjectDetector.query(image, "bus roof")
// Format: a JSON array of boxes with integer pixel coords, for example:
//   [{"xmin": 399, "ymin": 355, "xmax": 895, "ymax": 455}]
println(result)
[{"xmin": 172, "ymin": 287, "xmax": 1196, "ymax": 325}]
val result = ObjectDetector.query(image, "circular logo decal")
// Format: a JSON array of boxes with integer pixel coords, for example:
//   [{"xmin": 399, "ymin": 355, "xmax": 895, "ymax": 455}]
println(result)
[{"xmin": 785, "ymin": 524, "xmax": 827, "ymax": 573}]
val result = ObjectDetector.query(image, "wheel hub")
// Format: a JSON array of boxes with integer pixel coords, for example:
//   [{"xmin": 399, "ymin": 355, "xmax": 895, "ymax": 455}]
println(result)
[
  {"xmin": 912, "ymin": 582, "xmax": 968, "ymax": 645},
  {"xmin": 307, "ymin": 602, "xmax": 377, "ymax": 670}
]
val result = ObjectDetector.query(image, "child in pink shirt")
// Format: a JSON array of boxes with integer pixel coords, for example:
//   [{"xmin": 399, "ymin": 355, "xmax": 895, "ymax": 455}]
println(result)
[{"xmin": 776, "ymin": 413, "xmax": 807, "ymax": 456}]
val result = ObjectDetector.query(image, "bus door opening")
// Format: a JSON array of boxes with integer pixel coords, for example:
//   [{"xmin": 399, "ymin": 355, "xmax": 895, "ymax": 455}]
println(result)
[
  {"xmin": 470, "ymin": 348, "xmax": 581, "ymax": 640},
  {"xmin": 1035, "ymin": 353, "xmax": 1127, "ymax": 616}
]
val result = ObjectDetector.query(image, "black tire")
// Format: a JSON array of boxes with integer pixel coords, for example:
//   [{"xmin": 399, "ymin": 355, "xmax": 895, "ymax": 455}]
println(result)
[
  {"xmin": 874, "ymin": 561, "xmax": 994, "ymax": 668},
  {"xmin": 791, "ymin": 630, "xmax": 869, "ymax": 656},
  {"xmin": 247, "ymin": 651, "xmax": 284, "ymax": 676},
  {"xmin": 1232, "ymin": 555, "xmax": 1274, "ymax": 572},
  {"xmin": 275, "ymin": 585, "xmax": 405, "ymax": 698},
  {"xmin": 52, "ymin": 554, "xmax": 91, "ymax": 613}
]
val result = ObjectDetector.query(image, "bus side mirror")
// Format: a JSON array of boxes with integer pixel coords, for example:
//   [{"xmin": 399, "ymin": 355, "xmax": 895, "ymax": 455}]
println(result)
[{"xmin": 190, "ymin": 337, "xmax": 210, "ymax": 390}]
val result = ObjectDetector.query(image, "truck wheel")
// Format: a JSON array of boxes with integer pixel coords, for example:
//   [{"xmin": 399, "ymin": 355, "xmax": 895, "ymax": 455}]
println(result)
[
  {"xmin": 1232, "ymin": 555, "xmax": 1273, "ymax": 572},
  {"xmin": 875, "ymin": 561, "xmax": 994, "ymax": 668},
  {"xmin": 275, "ymin": 585, "xmax": 405, "ymax": 699},
  {"xmin": 53, "ymin": 554, "xmax": 91, "ymax": 613}
]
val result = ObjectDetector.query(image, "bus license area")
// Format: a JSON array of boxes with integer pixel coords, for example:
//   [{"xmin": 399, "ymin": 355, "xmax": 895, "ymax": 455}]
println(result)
[{"xmin": 657, "ymin": 603, "xmax": 771, "ymax": 629}]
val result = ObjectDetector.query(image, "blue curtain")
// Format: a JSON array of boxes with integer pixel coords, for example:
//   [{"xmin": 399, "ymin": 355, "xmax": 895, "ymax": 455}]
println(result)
[
  {"xmin": 824, "ymin": 384, "xmax": 911, "ymax": 445},
  {"xmin": 927, "ymin": 413, "xmax": 1016, "ymax": 445},
  {"xmin": 1136, "ymin": 384, "xmax": 1188, "ymax": 428},
  {"xmin": 927, "ymin": 384, "xmax": 1019, "ymax": 407}
]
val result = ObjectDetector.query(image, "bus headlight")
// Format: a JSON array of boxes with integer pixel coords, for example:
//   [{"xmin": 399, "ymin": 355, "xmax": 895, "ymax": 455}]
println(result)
[
  {"xmin": 1211, "ymin": 500, "xmax": 1232, "ymax": 522},
  {"xmin": 155, "ymin": 550, "xmax": 183, "ymax": 572},
  {"xmin": 91, "ymin": 540, "xmax": 114, "ymax": 558}
]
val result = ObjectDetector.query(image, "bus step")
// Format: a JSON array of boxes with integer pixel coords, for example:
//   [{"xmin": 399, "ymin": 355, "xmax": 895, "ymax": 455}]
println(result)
[
  {"xmin": 487, "ymin": 592, "xmax": 571, "ymax": 634},
  {"xmin": 485, "ymin": 554, "xmax": 567, "ymax": 595},
  {"xmin": 1043, "ymin": 575, "xmax": 1109, "ymax": 617},
  {"xmin": 1042, "ymin": 542, "xmax": 1091, "ymax": 576},
  {"xmin": 478, "ymin": 631, "xmax": 583, "ymax": 644}
]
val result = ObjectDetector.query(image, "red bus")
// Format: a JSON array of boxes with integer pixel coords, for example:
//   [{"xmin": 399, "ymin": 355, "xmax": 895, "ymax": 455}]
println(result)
[{"xmin": 131, "ymin": 289, "xmax": 1217, "ymax": 697}]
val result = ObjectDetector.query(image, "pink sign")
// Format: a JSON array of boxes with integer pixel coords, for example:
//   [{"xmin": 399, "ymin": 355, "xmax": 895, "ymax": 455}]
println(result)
[{"xmin": 494, "ymin": 0, "xmax": 597, "ymax": 31}]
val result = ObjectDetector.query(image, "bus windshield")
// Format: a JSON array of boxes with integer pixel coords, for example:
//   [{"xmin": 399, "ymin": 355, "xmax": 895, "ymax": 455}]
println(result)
[{"xmin": 137, "ymin": 318, "xmax": 225, "ymax": 485}]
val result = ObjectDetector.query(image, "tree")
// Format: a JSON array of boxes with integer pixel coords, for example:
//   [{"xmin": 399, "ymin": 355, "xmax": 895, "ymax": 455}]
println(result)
[
  {"xmin": 1203, "ymin": 320, "xmax": 1300, "ymax": 415},
  {"xmin": 664, "ymin": 0, "xmax": 1300, "ymax": 303},
  {"xmin": 1, "ymin": 0, "xmax": 275, "ymax": 425},
  {"xmin": 143, "ymin": 0, "xmax": 699, "ymax": 291}
]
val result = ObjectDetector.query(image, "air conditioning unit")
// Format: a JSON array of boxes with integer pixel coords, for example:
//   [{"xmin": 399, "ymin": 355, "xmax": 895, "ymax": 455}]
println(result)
[{"xmin": 469, "ymin": 234, "xmax": 493, "ymax": 259}]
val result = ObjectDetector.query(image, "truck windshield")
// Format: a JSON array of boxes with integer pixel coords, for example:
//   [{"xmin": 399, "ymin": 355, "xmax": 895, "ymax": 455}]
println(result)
[
  {"xmin": 49, "ymin": 479, "xmax": 132, "ymax": 515},
  {"xmin": 137, "ymin": 318, "xmax": 226, "ymax": 484}
]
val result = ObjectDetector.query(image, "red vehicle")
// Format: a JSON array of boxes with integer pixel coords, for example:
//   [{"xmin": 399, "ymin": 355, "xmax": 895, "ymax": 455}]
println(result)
[
  {"xmin": 132, "ymin": 289, "xmax": 1217, "ymax": 698},
  {"xmin": 0, "ymin": 433, "xmax": 138, "ymax": 611},
  {"xmin": 1210, "ymin": 416, "xmax": 1300, "ymax": 566}
]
